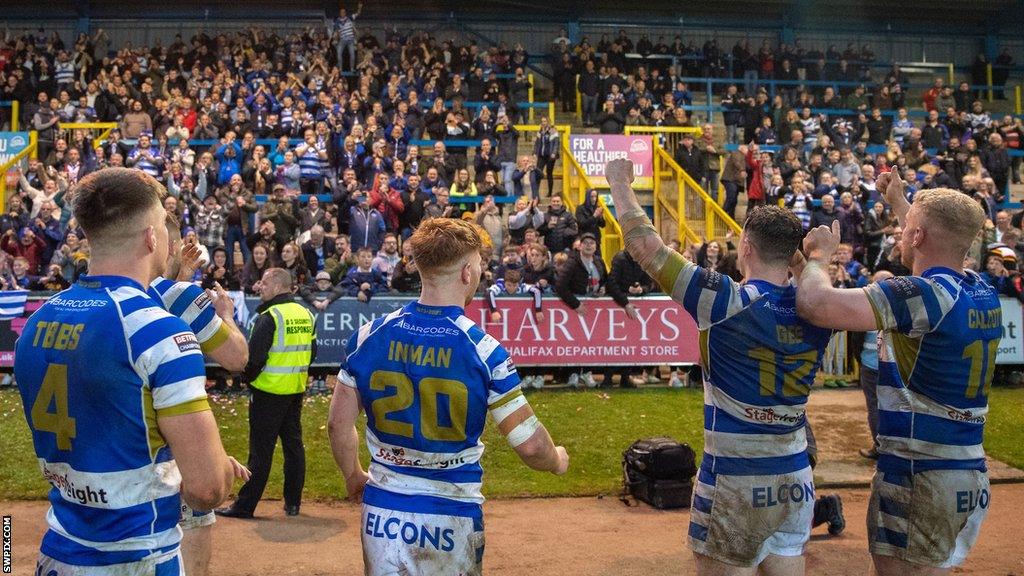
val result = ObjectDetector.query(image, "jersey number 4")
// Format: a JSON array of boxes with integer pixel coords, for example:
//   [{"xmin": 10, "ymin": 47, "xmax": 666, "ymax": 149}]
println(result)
[
  {"xmin": 370, "ymin": 370, "xmax": 468, "ymax": 442},
  {"xmin": 30, "ymin": 364, "xmax": 77, "ymax": 451}
]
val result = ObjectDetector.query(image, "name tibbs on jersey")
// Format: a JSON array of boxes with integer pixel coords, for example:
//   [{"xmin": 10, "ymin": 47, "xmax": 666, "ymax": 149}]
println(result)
[{"xmin": 30, "ymin": 322, "xmax": 85, "ymax": 351}]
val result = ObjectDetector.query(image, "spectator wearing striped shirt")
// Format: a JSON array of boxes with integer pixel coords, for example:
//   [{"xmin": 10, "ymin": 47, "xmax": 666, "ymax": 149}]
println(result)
[
  {"xmin": 126, "ymin": 133, "xmax": 165, "ymax": 179},
  {"xmin": 330, "ymin": 2, "xmax": 363, "ymax": 71},
  {"xmin": 296, "ymin": 129, "xmax": 327, "ymax": 195},
  {"xmin": 54, "ymin": 51, "xmax": 75, "ymax": 89}
]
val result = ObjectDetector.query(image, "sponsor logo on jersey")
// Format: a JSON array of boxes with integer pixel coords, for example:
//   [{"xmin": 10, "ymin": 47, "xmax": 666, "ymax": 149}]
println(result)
[
  {"xmin": 887, "ymin": 276, "xmax": 921, "ymax": 298},
  {"xmin": 375, "ymin": 447, "xmax": 467, "ymax": 469},
  {"xmin": 743, "ymin": 407, "xmax": 804, "ymax": 425},
  {"xmin": 194, "ymin": 292, "xmax": 211, "ymax": 308},
  {"xmin": 394, "ymin": 320, "xmax": 461, "ymax": 336},
  {"xmin": 42, "ymin": 467, "xmax": 110, "ymax": 505},
  {"xmin": 174, "ymin": 333, "xmax": 201, "ymax": 352},
  {"xmin": 699, "ymin": 270, "xmax": 723, "ymax": 291},
  {"xmin": 47, "ymin": 297, "xmax": 108, "ymax": 309},
  {"xmin": 947, "ymin": 408, "xmax": 986, "ymax": 424}
]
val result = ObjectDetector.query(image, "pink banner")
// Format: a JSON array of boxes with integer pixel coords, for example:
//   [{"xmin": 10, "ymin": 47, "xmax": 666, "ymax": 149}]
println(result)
[
  {"xmin": 568, "ymin": 134, "xmax": 654, "ymax": 189},
  {"xmin": 465, "ymin": 296, "xmax": 698, "ymax": 366}
]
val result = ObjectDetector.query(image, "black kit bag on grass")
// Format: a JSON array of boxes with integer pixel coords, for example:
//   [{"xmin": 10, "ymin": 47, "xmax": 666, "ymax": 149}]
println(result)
[{"xmin": 622, "ymin": 437, "xmax": 697, "ymax": 509}]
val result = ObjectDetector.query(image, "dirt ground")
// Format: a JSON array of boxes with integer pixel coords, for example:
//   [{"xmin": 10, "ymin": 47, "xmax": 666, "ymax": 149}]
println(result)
[{"xmin": 4, "ymin": 485, "xmax": 1024, "ymax": 576}]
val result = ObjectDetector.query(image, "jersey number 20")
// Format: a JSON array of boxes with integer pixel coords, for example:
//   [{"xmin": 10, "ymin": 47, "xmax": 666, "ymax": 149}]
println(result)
[
  {"xmin": 370, "ymin": 370, "xmax": 468, "ymax": 441},
  {"xmin": 31, "ymin": 364, "xmax": 77, "ymax": 451}
]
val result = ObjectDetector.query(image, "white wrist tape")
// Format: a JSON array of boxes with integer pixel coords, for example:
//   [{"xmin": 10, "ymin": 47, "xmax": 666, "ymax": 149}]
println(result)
[{"xmin": 506, "ymin": 415, "xmax": 541, "ymax": 448}]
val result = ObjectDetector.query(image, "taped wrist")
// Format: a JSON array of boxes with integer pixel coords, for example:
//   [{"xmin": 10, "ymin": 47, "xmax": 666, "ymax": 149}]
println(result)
[{"xmin": 506, "ymin": 415, "xmax": 541, "ymax": 448}]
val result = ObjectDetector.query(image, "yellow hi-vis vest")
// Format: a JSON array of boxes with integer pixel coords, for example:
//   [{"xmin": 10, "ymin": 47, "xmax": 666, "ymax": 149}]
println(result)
[{"xmin": 251, "ymin": 301, "xmax": 315, "ymax": 395}]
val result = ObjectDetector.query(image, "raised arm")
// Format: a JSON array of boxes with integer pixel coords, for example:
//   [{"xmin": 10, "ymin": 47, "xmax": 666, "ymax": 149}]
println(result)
[
  {"xmin": 796, "ymin": 220, "xmax": 879, "ymax": 332},
  {"xmin": 606, "ymin": 159, "xmax": 688, "ymax": 295},
  {"xmin": 607, "ymin": 159, "xmax": 752, "ymax": 329},
  {"xmin": 876, "ymin": 168, "xmax": 910, "ymax": 225}
]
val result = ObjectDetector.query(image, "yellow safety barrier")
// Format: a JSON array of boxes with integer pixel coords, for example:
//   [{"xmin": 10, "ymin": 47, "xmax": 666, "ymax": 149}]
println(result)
[
  {"xmin": 651, "ymin": 139, "xmax": 741, "ymax": 249},
  {"xmin": 559, "ymin": 141, "xmax": 622, "ymax": 269},
  {"xmin": 0, "ymin": 131, "xmax": 38, "ymax": 212},
  {"xmin": 624, "ymin": 125, "xmax": 704, "ymax": 160},
  {"xmin": 947, "ymin": 63, "xmax": 955, "ymax": 88},
  {"xmin": 527, "ymin": 73, "xmax": 535, "ymax": 124},
  {"xmin": 59, "ymin": 122, "xmax": 118, "ymax": 149},
  {"xmin": 575, "ymin": 74, "xmax": 582, "ymax": 123},
  {"xmin": 3, "ymin": 100, "xmax": 20, "ymax": 132}
]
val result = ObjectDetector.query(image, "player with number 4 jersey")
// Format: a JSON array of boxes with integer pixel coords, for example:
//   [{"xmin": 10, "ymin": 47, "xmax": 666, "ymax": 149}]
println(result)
[
  {"xmin": 798, "ymin": 171, "xmax": 999, "ymax": 574},
  {"xmin": 328, "ymin": 218, "xmax": 568, "ymax": 576},
  {"xmin": 15, "ymin": 168, "xmax": 235, "ymax": 575}
]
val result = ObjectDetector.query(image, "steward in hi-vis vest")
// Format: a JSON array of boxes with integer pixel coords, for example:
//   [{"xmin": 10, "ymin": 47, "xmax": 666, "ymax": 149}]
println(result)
[{"xmin": 218, "ymin": 268, "xmax": 317, "ymax": 519}]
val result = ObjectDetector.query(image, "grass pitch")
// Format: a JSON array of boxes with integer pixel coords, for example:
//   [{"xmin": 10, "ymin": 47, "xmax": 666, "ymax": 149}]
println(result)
[{"xmin": 1, "ymin": 386, "xmax": 1022, "ymax": 501}]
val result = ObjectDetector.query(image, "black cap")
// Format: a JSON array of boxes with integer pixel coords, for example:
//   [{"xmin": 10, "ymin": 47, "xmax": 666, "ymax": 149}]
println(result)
[{"xmin": 580, "ymin": 232, "xmax": 597, "ymax": 243}]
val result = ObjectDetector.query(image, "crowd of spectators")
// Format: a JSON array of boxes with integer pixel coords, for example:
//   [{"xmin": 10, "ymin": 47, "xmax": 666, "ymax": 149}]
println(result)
[
  {"xmin": 0, "ymin": 19, "xmax": 562, "ymax": 293},
  {"xmin": 554, "ymin": 31, "xmax": 1024, "ymax": 292},
  {"xmin": 1, "ymin": 21, "xmax": 1023, "ymax": 384}
]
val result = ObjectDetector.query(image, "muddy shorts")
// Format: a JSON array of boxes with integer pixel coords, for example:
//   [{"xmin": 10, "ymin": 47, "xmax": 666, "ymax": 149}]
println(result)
[
  {"xmin": 688, "ymin": 465, "xmax": 815, "ymax": 567},
  {"xmin": 179, "ymin": 503, "xmax": 215, "ymax": 530},
  {"xmin": 37, "ymin": 549, "xmax": 183, "ymax": 575},
  {"xmin": 361, "ymin": 503, "xmax": 484, "ymax": 576},
  {"xmin": 867, "ymin": 469, "xmax": 989, "ymax": 568}
]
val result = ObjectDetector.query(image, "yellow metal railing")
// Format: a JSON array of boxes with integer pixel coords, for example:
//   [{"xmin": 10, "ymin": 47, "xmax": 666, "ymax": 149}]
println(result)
[
  {"xmin": 652, "ymin": 139, "xmax": 740, "ymax": 249},
  {"xmin": 575, "ymin": 75, "xmax": 582, "ymax": 122},
  {"xmin": 2, "ymin": 100, "xmax": 20, "ymax": 131},
  {"xmin": 560, "ymin": 141, "xmax": 622, "ymax": 269},
  {"xmin": 59, "ymin": 122, "xmax": 118, "ymax": 148},
  {"xmin": 527, "ymin": 73, "xmax": 535, "ymax": 123},
  {"xmin": 624, "ymin": 125, "xmax": 704, "ymax": 160},
  {"xmin": 0, "ymin": 131, "xmax": 38, "ymax": 211}
]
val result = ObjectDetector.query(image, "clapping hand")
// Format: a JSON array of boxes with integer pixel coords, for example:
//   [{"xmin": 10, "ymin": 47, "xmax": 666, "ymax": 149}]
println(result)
[
  {"xmin": 178, "ymin": 241, "xmax": 207, "ymax": 281},
  {"xmin": 207, "ymin": 282, "xmax": 234, "ymax": 322}
]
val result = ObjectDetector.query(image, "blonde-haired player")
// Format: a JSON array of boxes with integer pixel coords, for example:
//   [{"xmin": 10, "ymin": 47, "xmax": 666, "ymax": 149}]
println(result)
[
  {"xmin": 798, "ymin": 170, "xmax": 998, "ymax": 574},
  {"xmin": 328, "ymin": 217, "xmax": 568, "ymax": 575}
]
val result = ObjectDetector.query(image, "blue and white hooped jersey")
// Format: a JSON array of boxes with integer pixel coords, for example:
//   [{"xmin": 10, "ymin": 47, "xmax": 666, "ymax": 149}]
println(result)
[
  {"xmin": 865, "ymin": 268, "xmax": 1001, "ymax": 475},
  {"xmin": 148, "ymin": 276, "xmax": 228, "ymax": 352},
  {"xmin": 651, "ymin": 254, "xmax": 833, "ymax": 477},
  {"xmin": 339, "ymin": 301, "xmax": 523, "ymax": 520},
  {"xmin": 14, "ymin": 275, "xmax": 209, "ymax": 567}
]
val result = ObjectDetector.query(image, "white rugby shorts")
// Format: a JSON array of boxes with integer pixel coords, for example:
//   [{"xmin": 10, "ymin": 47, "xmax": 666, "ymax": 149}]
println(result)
[
  {"xmin": 688, "ymin": 465, "xmax": 815, "ymax": 567},
  {"xmin": 867, "ymin": 469, "xmax": 989, "ymax": 568},
  {"xmin": 37, "ymin": 549, "xmax": 183, "ymax": 575},
  {"xmin": 361, "ymin": 503, "xmax": 484, "ymax": 576}
]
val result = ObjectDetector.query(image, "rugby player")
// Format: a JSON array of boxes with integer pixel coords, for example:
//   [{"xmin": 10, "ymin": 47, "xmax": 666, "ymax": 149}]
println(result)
[
  {"xmin": 155, "ymin": 214, "xmax": 251, "ymax": 576},
  {"xmin": 15, "ymin": 168, "xmax": 236, "ymax": 575},
  {"xmin": 328, "ymin": 217, "xmax": 569, "ymax": 576},
  {"xmin": 797, "ymin": 170, "xmax": 998, "ymax": 575},
  {"xmin": 606, "ymin": 158, "xmax": 833, "ymax": 576}
]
